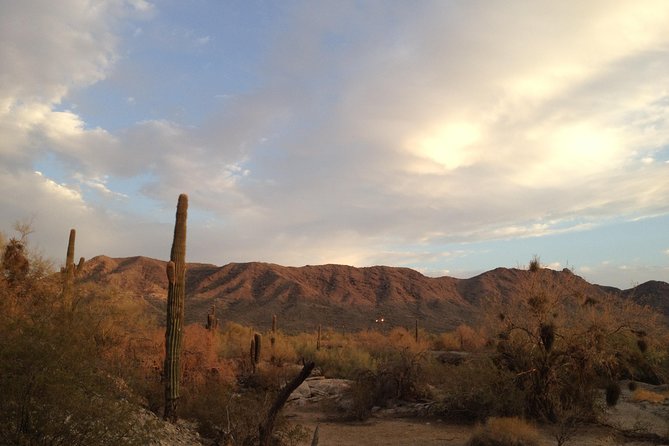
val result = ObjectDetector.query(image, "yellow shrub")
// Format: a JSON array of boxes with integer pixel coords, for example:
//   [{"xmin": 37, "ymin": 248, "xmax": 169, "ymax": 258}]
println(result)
[
  {"xmin": 268, "ymin": 333, "xmax": 298, "ymax": 365},
  {"xmin": 468, "ymin": 417, "xmax": 540, "ymax": 446},
  {"xmin": 631, "ymin": 388, "xmax": 668, "ymax": 403}
]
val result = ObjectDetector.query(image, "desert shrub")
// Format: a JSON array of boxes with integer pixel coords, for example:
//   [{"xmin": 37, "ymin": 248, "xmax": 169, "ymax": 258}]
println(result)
[
  {"xmin": 272, "ymin": 423, "xmax": 310, "ymax": 446},
  {"xmin": 528, "ymin": 255, "xmax": 541, "ymax": 272},
  {"xmin": 482, "ymin": 265, "xmax": 666, "ymax": 422},
  {"xmin": 631, "ymin": 388, "xmax": 668, "ymax": 403},
  {"xmin": 376, "ymin": 347, "xmax": 431, "ymax": 400},
  {"xmin": 2, "ymin": 238, "xmax": 29, "ymax": 286},
  {"xmin": 218, "ymin": 322, "xmax": 257, "ymax": 359},
  {"xmin": 180, "ymin": 373, "xmax": 235, "ymax": 439},
  {"xmin": 346, "ymin": 370, "xmax": 380, "ymax": 420},
  {"xmin": 0, "ymin": 272, "xmax": 163, "ymax": 444},
  {"xmin": 437, "ymin": 331, "xmax": 462, "ymax": 350},
  {"xmin": 226, "ymin": 389, "xmax": 309, "ymax": 446},
  {"xmin": 181, "ymin": 324, "xmax": 237, "ymax": 387},
  {"xmin": 437, "ymin": 324, "xmax": 487, "ymax": 351},
  {"xmin": 268, "ymin": 332, "xmax": 298, "ymax": 365},
  {"xmin": 437, "ymin": 358, "xmax": 525, "ymax": 422},
  {"xmin": 628, "ymin": 380, "xmax": 638, "ymax": 391},
  {"xmin": 344, "ymin": 346, "xmax": 432, "ymax": 420},
  {"xmin": 308, "ymin": 343, "xmax": 376, "ymax": 379},
  {"xmin": 468, "ymin": 417, "xmax": 540, "ymax": 446}
]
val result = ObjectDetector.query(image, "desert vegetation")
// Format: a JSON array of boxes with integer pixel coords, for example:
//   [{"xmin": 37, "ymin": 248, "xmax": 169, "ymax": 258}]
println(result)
[{"xmin": 0, "ymin": 206, "xmax": 668, "ymax": 445}]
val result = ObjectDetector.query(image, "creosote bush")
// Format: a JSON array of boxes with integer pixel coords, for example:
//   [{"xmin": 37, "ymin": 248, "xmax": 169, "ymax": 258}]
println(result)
[{"xmin": 0, "ymin": 235, "xmax": 164, "ymax": 445}]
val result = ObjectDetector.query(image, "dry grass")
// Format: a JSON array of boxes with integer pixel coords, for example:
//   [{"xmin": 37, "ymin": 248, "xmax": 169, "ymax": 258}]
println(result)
[
  {"xmin": 468, "ymin": 417, "xmax": 540, "ymax": 446},
  {"xmin": 631, "ymin": 388, "xmax": 668, "ymax": 403}
]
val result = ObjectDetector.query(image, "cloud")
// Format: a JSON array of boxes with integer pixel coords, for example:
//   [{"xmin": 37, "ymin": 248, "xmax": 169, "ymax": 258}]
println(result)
[
  {"xmin": 577, "ymin": 261, "xmax": 669, "ymax": 288},
  {"xmin": 0, "ymin": 0, "xmax": 146, "ymax": 169},
  {"xmin": 105, "ymin": 1, "xmax": 669, "ymax": 264},
  {"xmin": 172, "ymin": 1, "xmax": 668, "ymax": 261},
  {"xmin": 1, "ymin": 0, "xmax": 669, "ymax": 283}
]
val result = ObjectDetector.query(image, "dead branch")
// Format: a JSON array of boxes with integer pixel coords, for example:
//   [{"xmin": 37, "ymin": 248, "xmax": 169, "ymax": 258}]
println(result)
[{"xmin": 258, "ymin": 361, "xmax": 315, "ymax": 446}]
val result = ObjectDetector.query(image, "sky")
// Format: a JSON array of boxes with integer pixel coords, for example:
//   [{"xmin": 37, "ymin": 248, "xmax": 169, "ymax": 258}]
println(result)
[{"xmin": 1, "ymin": 1, "xmax": 669, "ymax": 289}]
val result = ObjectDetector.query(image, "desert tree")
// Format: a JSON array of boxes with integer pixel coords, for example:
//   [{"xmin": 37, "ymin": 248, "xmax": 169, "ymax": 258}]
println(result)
[{"xmin": 486, "ymin": 263, "xmax": 663, "ymax": 422}]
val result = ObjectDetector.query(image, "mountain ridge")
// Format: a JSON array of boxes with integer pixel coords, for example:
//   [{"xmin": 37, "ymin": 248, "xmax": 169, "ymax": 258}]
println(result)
[{"xmin": 78, "ymin": 255, "xmax": 668, "ymax": 332}]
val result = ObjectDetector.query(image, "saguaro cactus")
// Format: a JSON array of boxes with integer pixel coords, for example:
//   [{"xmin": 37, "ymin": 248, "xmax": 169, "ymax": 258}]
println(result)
[
  {"xmin": 62, "ymin": 229, "xmax": 84, "ymax": 301},
  {"xmin": 271, "ymin": 314, "xmax": 277, "ymax": 348},
  {"xmin": 254, "ymin": 332, "xmax": 262, "ymax": 363},
  {"xmin": 251, "ymin": 332, "xmax": 262, "ymax": 373},
  {"xmin": 206, "ymin": 304, "xmax": 219, "ymax": 330},
  {"xmin": 163, "ymin": 194, "xmax": 188, "ymax": 422},
  {"xmin": 316, "ymin": 324, "xmax": 322, "ymax": 351}
]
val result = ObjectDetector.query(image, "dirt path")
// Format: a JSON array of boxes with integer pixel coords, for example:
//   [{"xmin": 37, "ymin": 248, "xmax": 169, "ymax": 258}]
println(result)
[
  {"xmin": 285, "ymin": 408, "xmax": 471, "ymax": 445},
  {"xmin": 283, "ymin": 379, "xmax": 669, "ymax": 446},
  {"xmin": 285, "ymin": 406, "xmax": 664, "ymax": 446}
]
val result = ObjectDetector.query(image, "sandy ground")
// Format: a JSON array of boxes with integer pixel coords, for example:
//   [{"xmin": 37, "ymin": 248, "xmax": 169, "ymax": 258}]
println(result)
[{"xmin": 284, "ymin": 380, "xmax": 669, "ymax": 446}]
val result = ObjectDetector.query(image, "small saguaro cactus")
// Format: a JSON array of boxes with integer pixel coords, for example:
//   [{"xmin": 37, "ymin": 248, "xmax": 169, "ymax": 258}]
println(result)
[
  {"xmin": 206, "ymin": 304, "xmax": 219, "ymax": 330},
  {"xmin": 62, "ymin": 229, "xmax": 85, "ymax": 300},
  {"xmin": 316, "ymin": 324, "xmax": 322, "ymax": 351},
  {"xmin": 251, "ymin": 332, "xmax": 262, "ymax": 373},
  {"xmin": 254, "ymin": 332, "xmax": 262, "ymax": 363},
  {"xmin": 163, "ymin": 194, "xmax": 188, "ymax": 422},
  {"xmin": 250, "ymin": 337, "xmax": 256, "ymax": 372},
  {"xmin": 271, "ymin": 314, "xmax": 277, "ymax": 348}
]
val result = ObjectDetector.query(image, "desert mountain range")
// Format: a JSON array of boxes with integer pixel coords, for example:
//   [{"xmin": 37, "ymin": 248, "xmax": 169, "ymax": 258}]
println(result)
[{"xmin": 79, "ymin": 255, "xmax": 669, "ymax": 333}]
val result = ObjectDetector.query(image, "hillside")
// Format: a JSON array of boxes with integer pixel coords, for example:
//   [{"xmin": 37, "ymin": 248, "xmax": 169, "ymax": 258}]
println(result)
[{"xmin": 79, "ymin": 256, "xmax": 668, "ymax": 332}]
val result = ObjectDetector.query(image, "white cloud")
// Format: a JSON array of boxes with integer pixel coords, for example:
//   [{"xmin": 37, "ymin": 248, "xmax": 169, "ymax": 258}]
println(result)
[
  {"xmin": 545, "ymin": 262, "xmax": 562, "ymax": 270},
  {"xmin": 1, "ymin": 0, "xmax": 669, "ymax": 286},
  {"xmin": 33, "ymin": 171, "xmax": 85, "ymax": 204}
]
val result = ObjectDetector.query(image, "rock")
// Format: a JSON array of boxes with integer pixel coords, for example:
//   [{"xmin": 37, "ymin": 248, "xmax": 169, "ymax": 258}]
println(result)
[
  {"xmin": 289, "ymin": 381, "xmax": 312, "ymax": 401},
  {"xmin": 289, "ymin": 378, "xmax": 354, "ymax": 406}
]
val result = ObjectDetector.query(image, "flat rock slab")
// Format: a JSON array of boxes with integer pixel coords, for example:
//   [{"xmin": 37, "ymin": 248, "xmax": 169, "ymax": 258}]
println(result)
[{"xmin": 289, "ymin": 378, "xmax": 352, "ymax": 403}]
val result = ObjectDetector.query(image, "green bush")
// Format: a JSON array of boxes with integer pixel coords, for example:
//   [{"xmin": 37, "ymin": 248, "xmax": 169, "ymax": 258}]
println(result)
[
  {"xmin": 437, "ymin": 358, "xmax": 525, "ymax": 422},
  {"xmin": 344, "ymin": 347, "xmax": 432, "ymax": 420},
  {"xmin": 311, "ymin": 344, "xmax": 376, "ymax": 379}
]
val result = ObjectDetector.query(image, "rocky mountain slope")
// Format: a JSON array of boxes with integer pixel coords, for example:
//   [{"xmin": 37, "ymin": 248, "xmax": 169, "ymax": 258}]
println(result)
[{"xmin": 79, "ymin": 255, "xmax": 668, "ymax": 332}]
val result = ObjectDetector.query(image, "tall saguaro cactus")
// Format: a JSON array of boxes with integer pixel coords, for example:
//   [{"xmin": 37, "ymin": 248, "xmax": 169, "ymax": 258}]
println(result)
[{"xmin": 163, "ymin": 194, "xmax": 188, "ymax": 422}]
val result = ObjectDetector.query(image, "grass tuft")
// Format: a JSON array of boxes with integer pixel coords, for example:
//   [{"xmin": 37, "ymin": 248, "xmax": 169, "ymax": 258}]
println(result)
[{"xmin": 468, "ymin": 417, "xmax": 540, "ymax": 446}]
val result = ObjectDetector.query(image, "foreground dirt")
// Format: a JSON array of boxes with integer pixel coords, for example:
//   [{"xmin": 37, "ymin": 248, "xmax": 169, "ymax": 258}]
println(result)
[
  {"xmin": 286, "ymin": 408, "xmax": 665, "ymax": 446},
  {"xmin": 284, "ymin": 380, "xmax": 669, "ymax": 446}
]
